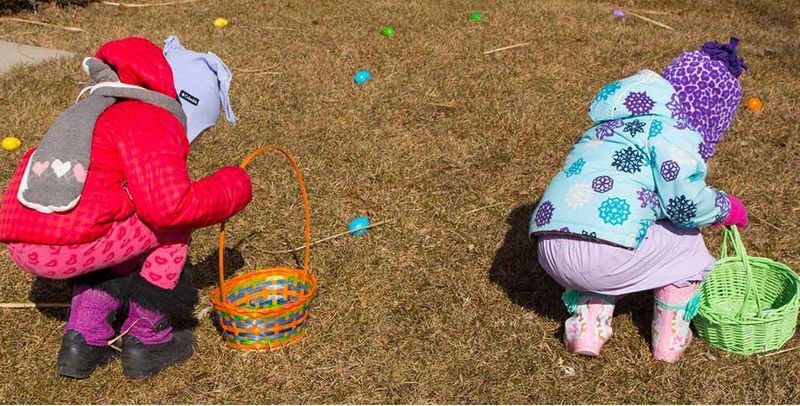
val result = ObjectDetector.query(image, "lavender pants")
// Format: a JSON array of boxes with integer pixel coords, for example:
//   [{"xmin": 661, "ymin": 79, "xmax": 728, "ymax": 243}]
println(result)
[{"xmin": 536, "ymin": 221, "xmax": 716, "ymax": 296}]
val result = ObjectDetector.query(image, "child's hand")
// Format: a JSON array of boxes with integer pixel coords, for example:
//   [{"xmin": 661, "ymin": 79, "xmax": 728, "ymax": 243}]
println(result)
[{"xmin": 722, "ymin": 194, "xmax": 749, "ymax": 229}]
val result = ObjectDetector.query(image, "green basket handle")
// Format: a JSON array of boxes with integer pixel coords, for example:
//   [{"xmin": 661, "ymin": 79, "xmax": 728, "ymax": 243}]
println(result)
[{"xmin": 720, "ymin": 225, "xmax": 764, "ymax": 318}]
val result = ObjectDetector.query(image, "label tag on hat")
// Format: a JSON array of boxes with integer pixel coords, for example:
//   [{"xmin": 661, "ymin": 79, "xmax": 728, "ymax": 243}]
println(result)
[{"xmin": 179, "ymin": 90, "xmax": 199, "ymax": 106}]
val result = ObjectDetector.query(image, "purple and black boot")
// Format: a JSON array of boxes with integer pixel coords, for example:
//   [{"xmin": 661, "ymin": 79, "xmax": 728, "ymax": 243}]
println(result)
[
  {"xmin": 57, "ymin": 272, "xmax": 127, "ymax": 379},
  {"xmin": 120, "ymin": 271, "xmax": 198, "ymax": 379}
]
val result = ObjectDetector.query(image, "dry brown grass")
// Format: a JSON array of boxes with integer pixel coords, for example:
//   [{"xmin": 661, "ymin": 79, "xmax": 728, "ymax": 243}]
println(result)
[{"xmin": 0, "ymin": 0, "xmax": 799, "ymax": 403}]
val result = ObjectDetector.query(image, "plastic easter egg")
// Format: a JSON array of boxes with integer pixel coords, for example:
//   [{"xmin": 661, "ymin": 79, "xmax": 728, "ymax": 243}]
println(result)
[
  {"xmin": 747, "ymin": 97, "xmax": 763, "ymax": 111},
  {"xmin": 469, "ymin": 12, "xmax": 482, "ymax": 21},
  {"xmin": 381, "ymin": 26, "xmax": 396, "ymax": 37},
  {"xmin": 2, "ymin": 137, "xmax": 21, "ymax": 151},
  {"xmin": 348, "ymin": 216, "xmax": 370, "ymax": 236},
  {"xmin": 354, "ymin": 70, "xmax": 371, "ymax": 85},
  {"xmin": 612, "ymin": 9, "xmax": 625, "ymax": 17},
  {"xmin": 213, "ymin": 17, "xmax": 229, "ymax": 28}
]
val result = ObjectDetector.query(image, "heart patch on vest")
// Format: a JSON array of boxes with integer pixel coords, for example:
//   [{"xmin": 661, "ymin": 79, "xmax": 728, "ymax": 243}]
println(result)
[{"xmin": 51, "ymin": 159, "xmax": 72, "ymax": 178}]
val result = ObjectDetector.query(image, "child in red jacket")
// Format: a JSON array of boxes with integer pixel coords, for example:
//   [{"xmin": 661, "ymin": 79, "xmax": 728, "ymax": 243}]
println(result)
[{"xmin": 0, "ymin": 37, "xmax": 252, "ymax": 379}]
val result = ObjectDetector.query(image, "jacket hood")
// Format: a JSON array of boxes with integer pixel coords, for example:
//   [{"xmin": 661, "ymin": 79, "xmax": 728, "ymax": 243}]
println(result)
[
  {"xmin": 661, "ymin": 37, "xmax": 745, "ymax": 161},
  {"xmin": 93, "ymin": 37, "xmax": 177, "ymax": 98},
  {"xmin": 588, "ymin": 69, "xmax": 676, "ymax": 124}
]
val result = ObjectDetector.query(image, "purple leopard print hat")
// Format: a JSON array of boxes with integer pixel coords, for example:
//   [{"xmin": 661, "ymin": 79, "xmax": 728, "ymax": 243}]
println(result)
[{"xmin": 662, "ymin": 37, "xmax": 747, "ymax": 161}]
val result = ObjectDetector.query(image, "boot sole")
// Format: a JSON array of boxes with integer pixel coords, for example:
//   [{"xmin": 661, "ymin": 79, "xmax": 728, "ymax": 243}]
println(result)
[
  {"xmin": 653, "ymin": 353, "xmax": 683, "ymax": 363},
  {"xmin": 574, "ymin": 349, "xmax": 601, "ymax": 357},
  {"xmin": 56, "ymin": 352, "xmax": 114, "ymax": 379},
  {"xmin": 568, "ymin": 334, "xmax": 612, "ymax": 357},
  {"xmin": 56, "ymin": 364, "xmax": 98, "ymax": 380},
  {"xmin": 122, "ymin": 345, "xmax": 194, "ymax": 379}
]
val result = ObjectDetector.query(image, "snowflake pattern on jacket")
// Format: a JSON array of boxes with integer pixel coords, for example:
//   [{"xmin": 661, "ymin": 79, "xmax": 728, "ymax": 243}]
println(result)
[{"xmin": 529, "ymin": 69, "xmax": 731, "ymax": 248}]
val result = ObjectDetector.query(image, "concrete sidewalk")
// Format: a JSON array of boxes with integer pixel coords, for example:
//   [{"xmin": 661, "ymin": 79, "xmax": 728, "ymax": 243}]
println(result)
[{"xmin": 0, "ymin": 40, "xmax": 74, "ymax": 75}]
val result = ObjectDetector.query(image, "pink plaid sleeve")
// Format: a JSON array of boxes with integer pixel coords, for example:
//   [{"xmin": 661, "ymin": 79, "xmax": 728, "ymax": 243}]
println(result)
[{"xmin": 109, "ymin": 102, "xmax": 252, "ymax": 232}]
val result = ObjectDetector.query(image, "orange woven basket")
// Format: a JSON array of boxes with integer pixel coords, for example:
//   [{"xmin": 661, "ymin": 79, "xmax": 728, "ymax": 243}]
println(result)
[{"xmin": 210, "ymin": 146, "xmax": 318, "ymax": 351}]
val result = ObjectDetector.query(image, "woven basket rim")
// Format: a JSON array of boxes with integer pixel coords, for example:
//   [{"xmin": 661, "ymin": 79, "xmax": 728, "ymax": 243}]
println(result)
[
  {"xmin": 698, "ymin": 255, "xmax": 800, "ymax": 323},
  {"xmin": 697, "ymin": 306, "xmax": 800, "ymax": 324},
  {"xmin": 210, "ymin": 267, "xmax": 318, "ymax": 318},
  {"xmin": 712, "ymin": 254, "xmax": 796, "ymax": 269}
]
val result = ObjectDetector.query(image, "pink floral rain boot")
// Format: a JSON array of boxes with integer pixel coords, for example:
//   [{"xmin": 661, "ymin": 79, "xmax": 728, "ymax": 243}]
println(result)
[
  {"xmin": 562, "ymin": 290, "xmax": 615, "ymax": 356},
  {"xmin": 652, "ymin": 284, "xmax": 701, "ymax": 362}
]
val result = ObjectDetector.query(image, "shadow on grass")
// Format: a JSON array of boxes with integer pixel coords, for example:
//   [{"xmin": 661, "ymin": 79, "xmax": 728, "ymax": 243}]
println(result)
[
  {"xmin": 615, "ymin": 292, "xmax": 653, "ymax": 342},
  {"xmin": 489, "ymin": 202, "xmax": 566, "ymax": 326},
  {"xmin": 28, "ymin": 277, "xmax": 71, "ymax": 321},
  {"xmin": 189, "ymin": 246, "xmax": 246, "ymax": 291},
  {"xmin": 488, "ymin": 202, "xmax": 654, "ymax": 341}
]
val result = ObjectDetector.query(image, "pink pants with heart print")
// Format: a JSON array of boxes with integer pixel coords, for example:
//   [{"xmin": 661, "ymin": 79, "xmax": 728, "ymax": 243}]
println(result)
[{"xmin": 6, "ymin": 215, "xmax": 188, "ymax": 290}]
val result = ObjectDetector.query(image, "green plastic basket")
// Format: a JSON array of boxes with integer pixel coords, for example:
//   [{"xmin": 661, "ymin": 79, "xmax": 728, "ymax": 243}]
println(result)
[{"xmin": 694, "ymin": 226, "xmax": 800, "ymax": 355}]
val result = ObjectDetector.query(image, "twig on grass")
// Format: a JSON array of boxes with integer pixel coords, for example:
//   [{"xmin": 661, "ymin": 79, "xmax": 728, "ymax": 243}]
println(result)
[
  {"xmin": 627, "ymin": 8, "xmax": 676, "ymax": 16},
  {"xmin": 261, "ymin": 26, "xmax": 300, "ymax": 31},
  {"xmin": 238, "ymin": 69, "xmax": 283, "ymax": 76},
  {"xmin": 264, "ymin": 219, "xmax": 393, "ymax": 254},
  {"xmin": 483, "ymin": 42, "xmax": 530, "ymax": 55},
  {"xmin": 0, "ymin": 17, "xmax": 83, "ymax": 32},
  {"xmin": 758, "ymin": 345, "xmax": 800, "ymax": 358},
  {"xmin": 750, "ymin": 213, "xmax": 782, "ymax": 231},
  {"xmin": 458, "ymin": 202, "xmax": 504, "ymax": 217},
  {"xmin": 107, "ymin": 319, "xmax": 139, "ymax": 351},
  {"xmin": 102, "ymin": 0, "xmax": 200, "ymax": 7},
  {"xmin": 426, "ymin": 101, "xmax": 458, "ymax": 108},
  {"xmin": 0, "ymin": 302, "xmax": 69, "ymax": 309},
  {"xmin": 625, "ymin": 11, "xmax": 675, "ymax": 31}
]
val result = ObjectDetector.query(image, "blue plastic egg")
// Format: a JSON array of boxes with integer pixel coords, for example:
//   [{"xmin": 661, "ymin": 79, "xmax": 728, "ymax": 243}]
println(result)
[
  {"xmin": 354, "ymin": 70, "xmax": 371, "ymax": 85},
  {"xmin": 348, "ymin": 216, "xmax": 370, "ymax": 236}
]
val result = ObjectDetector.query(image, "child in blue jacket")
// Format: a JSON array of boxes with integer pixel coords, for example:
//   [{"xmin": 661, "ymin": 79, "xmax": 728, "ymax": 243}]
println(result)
[{"xmin": 529, "ymin": 38, "xmax": 749, "ymax": 362}]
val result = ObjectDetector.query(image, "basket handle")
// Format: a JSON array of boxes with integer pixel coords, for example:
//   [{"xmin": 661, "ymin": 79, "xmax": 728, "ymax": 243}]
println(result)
[
  {"xmin": 720, "ymin": 226, "xmax": 764, "ymax": 318},
  {"xmin": 217, "ymin": 146, "xmax": 312, "ymax": 303}
]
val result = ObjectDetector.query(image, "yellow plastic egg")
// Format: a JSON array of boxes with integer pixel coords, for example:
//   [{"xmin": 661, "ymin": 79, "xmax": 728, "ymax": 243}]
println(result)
[
  {"xmin": 2, "ymin": 137, "xmax": 21, "ymax": 151},
  {"xmin": 213, "ymin": 17, "xmax": 229, "ymax": 28}
]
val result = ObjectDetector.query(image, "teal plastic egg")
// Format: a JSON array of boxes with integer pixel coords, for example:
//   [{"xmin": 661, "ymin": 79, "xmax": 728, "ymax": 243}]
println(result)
[{"xmin": 348, "ymin": 216, "xmax": 370, "ymax": 236}]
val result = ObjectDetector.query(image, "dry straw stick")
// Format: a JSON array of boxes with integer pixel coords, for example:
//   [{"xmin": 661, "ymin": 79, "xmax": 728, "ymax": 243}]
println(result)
[
  {"xmin": 235, "ymin": 65, "xmax": 284, "ymax": 75},
  {"xmin": 758, "ymin": 345, "xmax": 800, "ymax": 358},
  {"xmin": 237, "ymin": 69, "xmax": 283, "ymax": 76},
  {"xmin": 102, "ymin": 0, "xmax": 200, "ymax": 7},
  {"xmin": 265, "ymin": 219, "xmax": 393, "ymax": 254},
  {"xmin": 107, "ymin": 319, "xmax": 139, "ymax": 351},
  {"xmin": 751, "ymin": 213, "xmax": 782, "ymax": 231},
  {"xmin": 624, "ymin": 11, "xmax": 675, "ymax": 31},
  {"xmin": 0, "ymin": 17, "xmax": 83, "ymax": 32},
  {"xmin": 0, "ymin": 302, "xmax": 69, "ymax": 309},
  {"xmin": 459, "ymin": 202, "xmax": 504, "ymax": 217},
  {"xmin": 483, "ymin": 42, "xmax": 530, "ymax": 55},
  {"xmin": 628, "ymin": 8, "xmax": 679, "ymax": 16},
  {"xmin": 426, "ymin": 101, "xmax": 458, "ymax": 108}
]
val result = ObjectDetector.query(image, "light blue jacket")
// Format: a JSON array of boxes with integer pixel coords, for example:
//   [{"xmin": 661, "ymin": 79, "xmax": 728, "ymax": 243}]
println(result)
[{"xmin": 529, "ymin": 70, "xmax": 730, "ymax": 249}]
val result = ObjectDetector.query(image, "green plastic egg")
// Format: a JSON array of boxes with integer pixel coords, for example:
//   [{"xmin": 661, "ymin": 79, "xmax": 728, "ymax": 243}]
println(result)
[{"xmin": 381, "ymin": 26, "xmax": 395, "ymax": 37}]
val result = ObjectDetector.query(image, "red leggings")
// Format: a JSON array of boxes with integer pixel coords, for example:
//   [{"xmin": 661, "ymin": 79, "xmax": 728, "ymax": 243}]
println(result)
[{"xmin": 6, "ymin": 215, "xmax": 188, "ymax": 290}]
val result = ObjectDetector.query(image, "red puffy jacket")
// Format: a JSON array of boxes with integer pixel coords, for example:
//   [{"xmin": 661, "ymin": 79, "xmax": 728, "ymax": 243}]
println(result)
[{"xmin": 0, "ymin": 37, "xmax": 252, "ymax": 245}]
